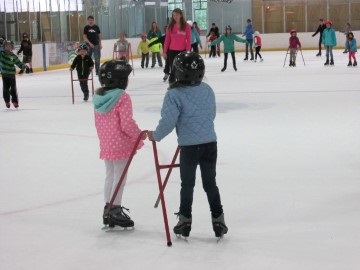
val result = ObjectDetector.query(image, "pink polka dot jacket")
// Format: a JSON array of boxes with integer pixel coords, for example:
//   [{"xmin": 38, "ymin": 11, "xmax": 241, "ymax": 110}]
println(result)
[{"xmin": 93, "ymin": 88, "xmax": 144, "ymax": 160}]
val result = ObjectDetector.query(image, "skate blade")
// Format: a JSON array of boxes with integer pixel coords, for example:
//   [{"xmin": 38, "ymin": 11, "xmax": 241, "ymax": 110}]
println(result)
[
  {"xmin": 175, "ymin": 234, "xmax": 189, "ymax": 242},
  {"xmin": 104, "ymin": 225, "xmax": 134, "ymax": 232},
  {"xmin": 216, "ymin": 235, "xmax": 224, "ymax": 243}
]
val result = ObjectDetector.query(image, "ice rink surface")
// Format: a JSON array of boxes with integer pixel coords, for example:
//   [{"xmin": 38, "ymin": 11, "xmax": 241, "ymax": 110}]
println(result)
[{"xmin": 1, "ymin": 50, "xmax": 360, "ymax": 270}]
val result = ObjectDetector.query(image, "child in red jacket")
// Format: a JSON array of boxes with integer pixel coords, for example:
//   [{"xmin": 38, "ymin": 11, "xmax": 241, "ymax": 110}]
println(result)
[{"xmin": 289, "ymin": 29, "xmax": 301, "ymax": 67}]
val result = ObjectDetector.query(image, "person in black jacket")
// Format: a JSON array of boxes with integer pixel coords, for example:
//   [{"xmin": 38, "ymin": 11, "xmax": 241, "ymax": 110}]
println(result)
[
  {"xmin": 312, "ymin": 19, "xmax": 326, "ymax": 57},
  {"xmin": 207, "ymin": 23, "xmax": 220, "ymax": 56},
  {"xmin": 70, "ymin": 44, "xmax": 94, "ymax": 101},
  {"xmin": 17, "ymin": 32, "xmax": 33, "ymax": 73}
]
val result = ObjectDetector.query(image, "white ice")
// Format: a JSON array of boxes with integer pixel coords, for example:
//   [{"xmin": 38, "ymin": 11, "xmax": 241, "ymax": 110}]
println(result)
[{"xmin": 1, "ymin": 50, "xmax": 360, "ymax": 270}]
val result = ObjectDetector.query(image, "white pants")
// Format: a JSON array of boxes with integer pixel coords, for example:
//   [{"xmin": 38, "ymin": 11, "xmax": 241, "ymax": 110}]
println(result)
[{"xmin": 104, "ymin": 159, "xmax": 128, "ymax": 206}]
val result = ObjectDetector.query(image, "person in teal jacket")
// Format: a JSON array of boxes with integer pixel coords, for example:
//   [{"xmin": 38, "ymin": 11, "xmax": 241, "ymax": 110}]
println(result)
[
  {"xmin": 188, "ymin": 21, "xmax": 202, "ymax": 53},
  {"xmin": 209, "ymin": 25, "xmax": 247, "ymax": 72},
  {"xmin": 322, "ymin": 20, "xmax": 337, "ymax": 66}
]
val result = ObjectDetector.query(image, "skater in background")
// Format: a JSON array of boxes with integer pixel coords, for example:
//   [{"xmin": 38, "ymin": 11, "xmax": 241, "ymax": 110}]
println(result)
[
  {"xmin": 149, "ymin": 35, "xmax": 163, "ymax": 68},
  {"xmin": 312, "ymin": 18, "xmax": 326, "ymax": 56},
  {"xmin": 207, "ymin": 22, "xmax": 220, "ymax": 56},
  {"xmin": 83, "ymin": 15, "xmax": 101, "ymax": 75},
  {"xmin": 188, "ymin": 21, "xmax": 202, "ymax": 53},
  {"xmin": 17, "ymin": 32, "xmax": 33, "ymax": 73},
  {"xmin": 288, "ymin": 29, "xmax": 301, "ymax": 67},
  {"xmin": 163, "ymin": 8, "xmax": 191, "ymax": 85},
  {"xmin": 70, "ymin": 43, "xmax": 94, "ymax": 101},
  {"xmin": 342, "ymin": 22, "xmax": 352, "ymax": 53},
  {"xmin": 322, "ymin": 20, "xmax": 337, "ymax": 66},
  {"xmin": 345, "ymin": 32, "xmax": 357, "ymax": 67},
  {"xmin": 253, "ymin": 31, "xmax": 263, "ymax": 62},
  {"xmin": 243, "ymin": 19, "xmax": 254, "ymax": 60},
  {"xmin": 147, "ymin": 51, "xmax": 228, "ymax": 239},
  {"xmin": 114, "ymin": 32, "xmax": 129, "ymax": 61},
  {"xmin": 208, "ymin": 30, "xmax": 217, "ymax": 58},
  {"xmin": 137, "ymin": 33, "xmax": 149, "ymax": 68},
  {"xmin": 148, "ymin": 25, "xmax": 169, "ymax": 81},
  {"xmin": 147, "ymin": 21, "xmax": 162, "ymax": 40},
  {"xmin": 0, "ymin": 40, "xmax": 29, "ymax": 108},
  {"xmin": 93, "ymin": 60, "xmax": 146, "ymax": 229},
  {"xmin": 209, "ymin": 25, "xmax": 247, "ymax": 72},
  {"xmin": 193, "ymin": 21, "xmax": 201, "ymax": 35}
]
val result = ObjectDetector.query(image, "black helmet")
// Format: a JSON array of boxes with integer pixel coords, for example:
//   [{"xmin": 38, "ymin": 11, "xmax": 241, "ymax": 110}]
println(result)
[
  {"xmin": 99, "ymin": 60, "xmax": 132, "ymax": 89},
  {"xmin": 23, "ymin": 32, "xmax": 29, "ymax": 38},
  {"xmin": 172, "ymin": 51, "xmax": 205, "ymax": 84},
  {"xmin": 78, "ymin": 43, "xmax": 88, "ymax": 51}
]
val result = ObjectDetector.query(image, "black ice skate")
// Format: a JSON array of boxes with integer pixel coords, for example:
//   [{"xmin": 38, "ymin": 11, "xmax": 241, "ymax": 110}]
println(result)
[
  {"xmin": 324, "ymin": 58, "xmax": 329, "ymax": 66},
  {"xmin": 347, "ymin": 61, "xmax": 352, "ymax": 67},
  {"xmin": 330, "ymin": 59, "xmax": 334, "ymax": 66},
  {"xmin": 173, "ymin": 213, "xmax": 192, "ymax": 238},
  {"xmin": 163, "ymin": 74, "xmax": 169, "ymax": 82},
  {"xmin": 108, "ymin": 206, "xmax": 134, "ymax": 229},
  {"xmin": 5, "ymin": 102, "xmax": 10, "ymax": 108},
  {"xmin": 221, "ymin": 66, "xmax": 226, "ymax": 72},
  {"xmin": 83, "ymin": 92, "xmax": 89, "ymax": 101},
  {"xmin": 353, "ymin": 61, "xmax": 357, "ymax": 67},
  {"xmin": 212, "ymin": 213, "xmax": 228, "ymax": 238},
  {"xmin": 103, "ymin": 204, "xmax": 109, "ymax": 225}
]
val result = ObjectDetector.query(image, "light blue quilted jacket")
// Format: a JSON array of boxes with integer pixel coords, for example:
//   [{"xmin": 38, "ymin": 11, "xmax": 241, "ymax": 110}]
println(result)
[{"xmin": 153, "ymin": 82, "xmax": 217, "ymax": 146}]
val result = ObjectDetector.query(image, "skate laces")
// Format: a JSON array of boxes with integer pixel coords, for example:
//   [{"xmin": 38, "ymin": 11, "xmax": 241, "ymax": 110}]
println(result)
[{"xmin": 120, "ymin": 206, "xmax": 131, "ymax": 219}]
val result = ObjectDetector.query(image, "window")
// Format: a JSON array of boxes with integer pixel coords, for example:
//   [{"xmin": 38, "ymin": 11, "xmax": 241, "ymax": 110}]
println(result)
[{"xmin": 193, "ymin": 0, "xmax": 207, "ymax": 31}]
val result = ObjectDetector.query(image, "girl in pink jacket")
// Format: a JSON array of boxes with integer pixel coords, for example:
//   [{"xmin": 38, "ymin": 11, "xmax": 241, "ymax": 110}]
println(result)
[
  {"xmin": 93, "ymin": 60, "xmax": 146, "ymax": 229},
  {"xmin": 163, "ymin": 8, "xmax": 191, "ymax": 85}
]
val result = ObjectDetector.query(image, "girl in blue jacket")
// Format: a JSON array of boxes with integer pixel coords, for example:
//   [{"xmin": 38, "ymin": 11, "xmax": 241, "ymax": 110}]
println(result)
[{"xmin": 147, "ymin": 52, "xmax": 228, "ymax": 239}]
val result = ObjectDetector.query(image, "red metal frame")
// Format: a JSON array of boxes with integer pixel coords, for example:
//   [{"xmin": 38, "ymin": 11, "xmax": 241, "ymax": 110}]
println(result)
[
  {"xmin": 105, "ymin": 131, "xmax": 179, "ymax": 246},
  {"xmin": 70, "ymin": 70, "xmax": 95, "ymax": 104},
  {"xmin": 151, "ymin": 142, "xmax": 180, "ymax": 246}
]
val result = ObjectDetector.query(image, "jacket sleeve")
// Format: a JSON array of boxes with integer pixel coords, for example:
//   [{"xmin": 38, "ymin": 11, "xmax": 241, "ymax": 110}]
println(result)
[
  {"xmin": 164, "ymin": 29, "xmax": 171, "ymax": 53},
  {"xmin": 17, "ymin": 43, "xmax": 24, "ymax": 54},
  {"xmin": 312, "ymin": 26, "xmax": 320, "ymax": 36},
  {"xmin": 117, "ymin": 93, "xmax": 143, "ymax": 148},
  {"xmin": 70, "ymin": 56, "xmax": 78, "ymax": 69},
  {"xmin": 234, "ymin": 35, "xmax": 247, "ymax": 44},
  {"xmin": 153, "ymin": 91, "xmax": 180, "ymax": 142},
  {"xmin": 194, "ymin": 30, "xmax": 201, "ymax": 45},
  {"xmin": 210, "ymin": 35, "xmax": 224, "ymax": 46}
]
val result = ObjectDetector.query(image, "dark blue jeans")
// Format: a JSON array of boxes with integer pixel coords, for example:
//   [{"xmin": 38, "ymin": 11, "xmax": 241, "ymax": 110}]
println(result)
[
  {"xmin": 179, "ymin": 142, "xmax": 223, "ymax": 218},
  {"xmin": 88, "ymin": 45, "xmax": 101, "ymax": 74}
]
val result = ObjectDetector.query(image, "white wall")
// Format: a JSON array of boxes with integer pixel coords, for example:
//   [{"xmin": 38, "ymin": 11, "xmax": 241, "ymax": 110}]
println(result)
[{"xmin": 30, "ymin": 31, "xmax": 358, "ymax": 70}]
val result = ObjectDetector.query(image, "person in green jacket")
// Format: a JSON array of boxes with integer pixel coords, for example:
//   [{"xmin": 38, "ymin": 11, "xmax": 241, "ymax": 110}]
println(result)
[
  {"xmin": 209, "ymin": 25, "xmax": 247, "ymax": 72},
  {"xmin": 137, "ymin": 33, "xmax": 150, "ymax": 68},
  {"xmin": 0, "ymin": 40, "xmax": 28, "ymax": 108},
  {"xmin": 322, "ymin": 20, "xmax": 337, "ymax": 66}
]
